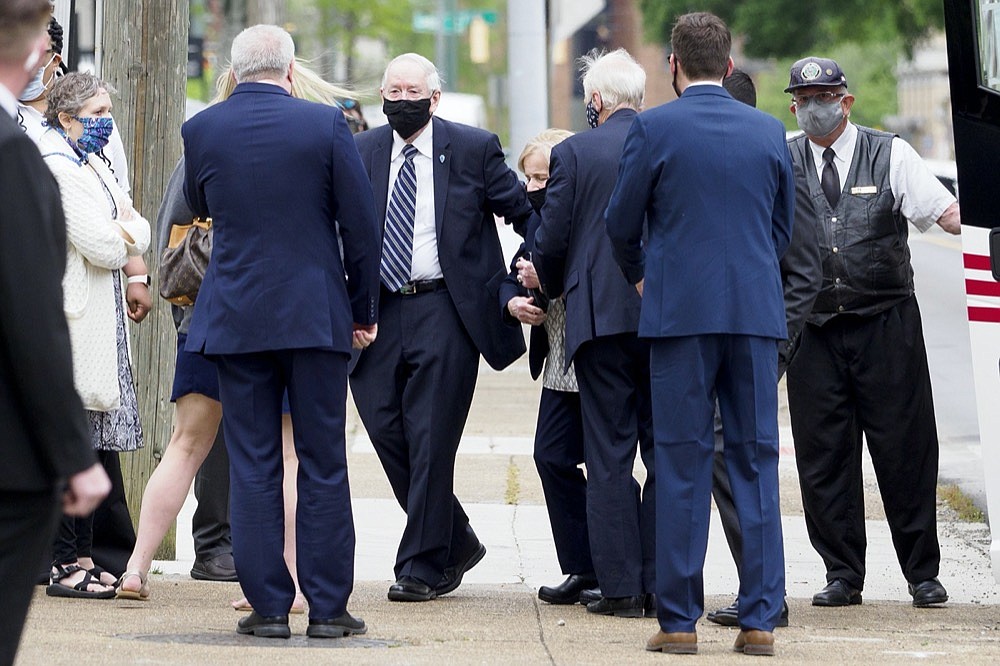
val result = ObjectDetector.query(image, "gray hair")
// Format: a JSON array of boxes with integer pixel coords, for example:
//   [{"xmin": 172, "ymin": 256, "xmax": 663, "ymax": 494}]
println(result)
[
  {"xmin": 231, "ymin": 24, "xmax": 294, "ymax": 83},
  {"xmin": 381, "ymin": 53, "xmax": 442, "ymax": 92},
  {"xmin": 580, "ymin": 48, "xmax": 645, "ymax": 110},
  {"xmin": 44, "ymin": 71, "xmax": 115, "ymax": 128}
]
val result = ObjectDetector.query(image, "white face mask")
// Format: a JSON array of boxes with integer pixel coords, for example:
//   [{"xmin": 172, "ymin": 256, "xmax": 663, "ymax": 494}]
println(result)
[{"xmin": 19, "ymin": 54, "xmax": 57, "ymax": 103}]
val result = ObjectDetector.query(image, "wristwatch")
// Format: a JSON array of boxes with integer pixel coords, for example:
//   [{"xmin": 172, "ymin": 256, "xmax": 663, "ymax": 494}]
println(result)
[{"xmin": 126, "ymin": 274, "xmax": 151, "ymax": 286}]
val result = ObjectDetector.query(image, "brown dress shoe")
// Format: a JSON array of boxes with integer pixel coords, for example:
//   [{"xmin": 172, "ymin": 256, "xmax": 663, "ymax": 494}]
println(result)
[
  {"xmin": 646, "ymin": 630, "xmax": 697, "ymax": 655},
  {"xmin": 733, "ymin": 630, "xmax": 775, "ymax": 656}
]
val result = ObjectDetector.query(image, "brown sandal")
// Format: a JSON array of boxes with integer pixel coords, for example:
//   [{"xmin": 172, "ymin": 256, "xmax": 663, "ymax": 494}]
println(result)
[{"xmin": 115, "ymin": 571, "xmax": 151, "ymax": 600}]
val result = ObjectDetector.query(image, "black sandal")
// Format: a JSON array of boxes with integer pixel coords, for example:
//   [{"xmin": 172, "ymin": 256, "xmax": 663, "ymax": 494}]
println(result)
[
  {"xmin": 45, "ymin": 562, "xmax": 115, "ymax": 599},
  {"xmin": 88, "ymin": 564, "xmax": 115, "ymax": 587}
]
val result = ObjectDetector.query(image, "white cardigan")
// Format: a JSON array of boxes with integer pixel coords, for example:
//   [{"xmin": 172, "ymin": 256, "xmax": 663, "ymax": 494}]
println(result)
[{"xmin": 43, "ymin": 140, "xmax": 150, "ymax": 411}]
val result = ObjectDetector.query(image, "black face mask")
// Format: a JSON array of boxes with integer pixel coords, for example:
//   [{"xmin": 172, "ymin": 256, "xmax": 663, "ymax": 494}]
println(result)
[
  {"xmin": 526, "ymin": 187, "xmax": 546, "ymax": 213},
  {"xmin": 383, "ymin": 98, "xmax": 432, "ymax": 140}
]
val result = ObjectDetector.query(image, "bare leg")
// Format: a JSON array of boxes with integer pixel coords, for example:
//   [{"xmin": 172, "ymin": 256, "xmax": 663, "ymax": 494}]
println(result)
[{"xmin": 120, "ymin": 394, "xmax": 222, "ymax": 594}]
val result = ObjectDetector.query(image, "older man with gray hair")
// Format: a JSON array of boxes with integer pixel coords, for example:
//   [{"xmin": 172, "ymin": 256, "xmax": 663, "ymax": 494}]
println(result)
[
  {"xmin": 530, "ymin": 48, "xmax": 655, "ymax": 618},
  {"xmin": 181, "ymin": 24, "xmax": 381, "ymax": 638}
]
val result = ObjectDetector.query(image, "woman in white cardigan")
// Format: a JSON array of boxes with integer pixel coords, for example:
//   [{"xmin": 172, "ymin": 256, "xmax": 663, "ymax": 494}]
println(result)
[{"xmin": 40, "ymin": 72, "xmax": 150, "ymax": 599}]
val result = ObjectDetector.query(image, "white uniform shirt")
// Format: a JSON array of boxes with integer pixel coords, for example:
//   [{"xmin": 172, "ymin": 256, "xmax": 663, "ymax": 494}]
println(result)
[
  {"xmin": 808, "ymin": 122, "xmax": 955, "ymax": 232},
  {"xmin": 388, "ymin": 123, "xmax": 441, "ymax": 280}
]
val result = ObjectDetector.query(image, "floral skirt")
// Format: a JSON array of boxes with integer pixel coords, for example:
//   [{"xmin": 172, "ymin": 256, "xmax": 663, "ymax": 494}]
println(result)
[{"xmin": 87, "ymin": 276, "xmax": 143, "ymax": 452}]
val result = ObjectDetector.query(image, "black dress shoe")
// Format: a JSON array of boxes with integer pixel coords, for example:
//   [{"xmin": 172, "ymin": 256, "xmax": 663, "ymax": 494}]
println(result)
[
  {"xmin": 579, "ymin": 587, "xmax": 602, "ymax": 605},
  {"xmin": 812, "ymin": 579, "xmax": 862, "ymax": 607},
  {"xmin": 706, "ymin": 598, "xmax": 789, "ymax": 627},
  {"xmin": 435, "ymin": 541, "xmax": 487, "ymax": 596},
  {"xmin": 236, "ymin": 611, "xmax": 290, "ymax": 638},
  {"xmin": 644, "ymin": 593, "xmax": 657, "ymax": 618},
  {"xmin": 908, "ymin": 578, "xmax": 948, "ymax": 607},
  {"xmin": 388, "ymin": 575, "xmax": 437, "ymax": 602},
  {"xmin": 586, "ymin": 594, "xmax": 646, "ymax": 618},
  {"xmin": 538, "ymin": 574, "xmax": 599, "ymax": 605},
  {"xmin": 307, "ymin": 611, "xmax": 368, "ymax": 638},
  {"xmin": 191, "ymin": 552, "xmax": 238, "ymax": 582}
]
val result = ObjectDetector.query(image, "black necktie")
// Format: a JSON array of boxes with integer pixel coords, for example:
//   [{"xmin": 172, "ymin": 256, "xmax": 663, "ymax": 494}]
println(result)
[{"xmin": 821, "ymin": 147, "xmax": 840, "ymax": 208}]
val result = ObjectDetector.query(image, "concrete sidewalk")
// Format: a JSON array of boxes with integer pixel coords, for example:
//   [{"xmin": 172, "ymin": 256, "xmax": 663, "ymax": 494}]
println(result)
[{"xmin": 15, "ymin": 357, "xmax": 1000, "ymax": 664}]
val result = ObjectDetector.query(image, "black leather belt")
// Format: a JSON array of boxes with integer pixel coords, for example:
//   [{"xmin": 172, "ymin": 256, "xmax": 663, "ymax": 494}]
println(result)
[{"xmin": 397, "ymin": 278, "xmax": 447, "ymax": 295}]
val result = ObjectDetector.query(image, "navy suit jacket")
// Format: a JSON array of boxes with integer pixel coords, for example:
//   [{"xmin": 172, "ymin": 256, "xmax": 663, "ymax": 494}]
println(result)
[
  {"xmin": 606, "ymin": 85, "xmax": 793, "ymax": 339},
  {"xmin": 182, "ymin": 83, "xmax": 381, "ymax": 355},
  {"xmin": 533, "ymin": 109, "xmax": 644, "ymax": 369},
  {"xmin": 353, "ymin": 116, "xmax": 531, "ymax": 371}
]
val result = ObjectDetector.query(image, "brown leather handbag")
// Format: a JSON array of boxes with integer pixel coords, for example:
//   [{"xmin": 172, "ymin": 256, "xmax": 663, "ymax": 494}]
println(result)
[{"xmin": 158, "ymin": 217, "xmax": 212, "ymax": 306}]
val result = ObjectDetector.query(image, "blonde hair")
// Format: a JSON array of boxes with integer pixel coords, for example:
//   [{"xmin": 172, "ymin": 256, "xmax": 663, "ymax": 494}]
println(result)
[
  {"xmin": 517, "ymin": 128, "xmax": 573, "ymax": 174},
  {"xmin": 212, "ymin": 57, "xmax": 358, "ymax": 106}
]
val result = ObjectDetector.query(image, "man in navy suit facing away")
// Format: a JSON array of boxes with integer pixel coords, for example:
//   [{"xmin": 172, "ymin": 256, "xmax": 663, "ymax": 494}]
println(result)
[
  {"xmin": 606, "ymin": 12, "xmax": 794, "ymax": 656},
  {"xmin": 182, "ymin": 24, "xmax": 381, "ymax": 639}
]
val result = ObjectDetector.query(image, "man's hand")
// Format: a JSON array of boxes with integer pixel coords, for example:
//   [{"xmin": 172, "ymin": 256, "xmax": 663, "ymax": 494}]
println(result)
[
  {"xmin": 62, "ymin": 463, "xmax": 111, "ymax": 517},
  {"xmin": 353, "ymin": 323, "xmax": 378, "ymax": 350},
  {"xmin": 126, "ymin": 283, "xmax": 152, "ymax": 322},
  {"xmin": 516, "ymin": 258, "xmax": 540, "ymax": 290},
  {"xmin": 635, "ymin": 278, "xmax": 644, "ymax": 297},
  {"xmin": 936, "ymin": 202, "xmax": 961, "ymax": 235},
  {"xmin": 506, "ymin": 296, "xmax": 547, "ymax": 326}
]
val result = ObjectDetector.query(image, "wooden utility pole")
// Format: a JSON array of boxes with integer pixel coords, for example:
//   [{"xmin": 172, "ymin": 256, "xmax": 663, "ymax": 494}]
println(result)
[{"xmin": 101, "ymin": 0, "xmax": 189, "ymax": 558}]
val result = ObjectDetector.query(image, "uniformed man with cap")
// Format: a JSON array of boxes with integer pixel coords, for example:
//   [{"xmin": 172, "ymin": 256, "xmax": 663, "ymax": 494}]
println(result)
[{"xmin": 783, "ymin": 56, "xmax": 959, "ymax": 609}]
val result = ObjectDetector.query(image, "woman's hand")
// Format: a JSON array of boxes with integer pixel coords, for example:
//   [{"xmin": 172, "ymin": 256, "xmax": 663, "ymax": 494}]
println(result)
[
  {"xmin": 516, "ymin": 258, "xmax": 540, "ymax": 290},
  {"xmin": 507, "ymin": 296, "xmax": 546, "ymax": 326},
  {"xmin": 126, "ymin": 283, "xmax": 152, "ymax": 322}
]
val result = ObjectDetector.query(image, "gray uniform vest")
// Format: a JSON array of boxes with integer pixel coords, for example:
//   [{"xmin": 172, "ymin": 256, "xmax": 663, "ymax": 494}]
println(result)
[{"xmin": 788, "ymin": 127, "xmax": 909, "ymax": 325}]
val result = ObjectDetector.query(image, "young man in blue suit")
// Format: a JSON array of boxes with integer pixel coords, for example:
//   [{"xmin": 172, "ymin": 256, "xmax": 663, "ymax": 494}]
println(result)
[
  {"xmin": 182, "ymin": 25, "xmax": 381, "ymax": 639},
  {"xmin": 531, "ymin": 49, "xmax": 655, "ymax": 619},
  {"xmin": 351, "ymin": 53, "xmax": 532, "ymax": 603},
  {"xmin": 605, "ymin": 12, "xmax": 794, "ymax": 656}
]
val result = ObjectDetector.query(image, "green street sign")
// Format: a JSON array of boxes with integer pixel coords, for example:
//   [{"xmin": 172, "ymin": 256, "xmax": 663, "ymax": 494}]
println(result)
[{"xmin": 413, "ymin": 10, "xmax": 498, "ymax": 35}]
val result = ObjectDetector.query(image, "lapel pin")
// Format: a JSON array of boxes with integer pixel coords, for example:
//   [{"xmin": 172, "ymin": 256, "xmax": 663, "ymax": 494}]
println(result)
[{"xmin": 439, "ymin": 154, "xmax": 445, "ymax": 163}]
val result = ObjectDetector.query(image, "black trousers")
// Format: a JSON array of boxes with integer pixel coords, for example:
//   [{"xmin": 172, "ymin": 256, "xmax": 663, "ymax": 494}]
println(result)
[
  {"xmin": 351, "ymin": 289, "xmax": 481, "ymax": 586},
  {"xmin": 90, "ymin": 450, "xmax": 136, "ymax": 576},
  {"xmin": 710, "ymin": 402, "xmax": 743, "ymax": 575},
  {"xmin": 533, "ymin": 388, "xmax": 593, "ymax": 576},
  {"xmin": 573, "ymin": 333, "xmax": 654, "ymax": 598},
  {"xmin": 1, "ymin": 488, "xmax": 61, "ymax": 666},
  {"xmin": 192, "ymin": 425, "xmax": 232, "ymax": 560},
  {"xmin": 787, "ymin": 296, "xmax": 941, "ymax": 589}
]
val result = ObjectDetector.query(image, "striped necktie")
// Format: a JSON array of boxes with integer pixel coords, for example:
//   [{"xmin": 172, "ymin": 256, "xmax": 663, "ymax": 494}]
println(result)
[{"xmin": 381, "ymin": 144, "xmax": 419, "ymax": 292}]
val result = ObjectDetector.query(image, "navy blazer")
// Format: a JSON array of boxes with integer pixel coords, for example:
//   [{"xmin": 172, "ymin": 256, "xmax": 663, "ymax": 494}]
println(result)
[
  {"xmin": 182, "ymin": 83, "xmax": 381, "ymax": 355},
  {"xmin": 353, "ymin": 116, "xmax": 531, "ymax": 371},
  {"xmin": 606, "ymin": 86, "xmax": 793, "ymax": 339},
  {"xmin": 498, "ymin": 212, "xmax": 547, "ymax": 379},
  {"xmin": 533, "ymin": 109, "xmax": 644, "ymax": 369}
]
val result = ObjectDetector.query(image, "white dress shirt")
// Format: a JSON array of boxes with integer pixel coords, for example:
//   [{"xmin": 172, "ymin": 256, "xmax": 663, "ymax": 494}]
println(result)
[
  {"xmin": 807, "ymin": 122, "xmax": 955, "ymax": 232},
  {"xmin": 0, "ymin": 83, "xmax": 17, "ymax": 119},
  {"xmin": 389, "ymin": 123, "xmax": 441, "ymax": 280}
]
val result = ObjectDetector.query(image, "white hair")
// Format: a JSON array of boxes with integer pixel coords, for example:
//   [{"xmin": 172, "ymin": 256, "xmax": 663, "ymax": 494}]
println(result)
[
  {"xmin": 580, "ymin": 48, "xmax": 645, "ymax": 109},
  {"xmin": 230, "ymin": 24, "xmax": 295, "ymax": 83},
  {"xmin": 381, "ymin": 53, "xmax": 442, "ymax": 92}
]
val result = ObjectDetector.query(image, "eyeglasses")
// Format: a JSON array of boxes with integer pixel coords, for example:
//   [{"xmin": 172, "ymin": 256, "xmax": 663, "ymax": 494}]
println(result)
[{"xmin": 792, "ymin": 91, "xmax": 845, "ymax": 107}]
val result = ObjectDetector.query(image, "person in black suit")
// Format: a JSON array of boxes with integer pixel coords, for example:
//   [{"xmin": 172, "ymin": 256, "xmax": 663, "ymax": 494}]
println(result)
[
  {"xmin": 705, "ymin": 69, "xmax": 823, "ymax": 628},
  {"xmin": 0, "ymin": 1, "xmax": 112, "ymax": 661},
  {"xmin": 500, "ymin": 129, "xmax": 598, "ymax": 605},
  {"xmin": 351, "ymin": 52, "xmax": 532, "ymax": 603},
  {"xmin": 532, "ymin": 48, "xmax": 655, "ymax": 618},
  {"xmin": 181, "ymin": 25, "xmax": 381, "ymax": 639}
]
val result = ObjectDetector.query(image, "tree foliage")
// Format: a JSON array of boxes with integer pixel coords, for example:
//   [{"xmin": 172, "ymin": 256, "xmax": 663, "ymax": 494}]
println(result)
[{"xmin": 639, "ymin": 0, "xmax": 945, "ymax": 59}]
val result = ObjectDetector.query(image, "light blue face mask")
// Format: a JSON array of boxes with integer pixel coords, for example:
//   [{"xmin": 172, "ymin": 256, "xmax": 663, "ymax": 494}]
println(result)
[{"xmin": 18, "ymin": 54, "xmax": 57, "ymax": 103}]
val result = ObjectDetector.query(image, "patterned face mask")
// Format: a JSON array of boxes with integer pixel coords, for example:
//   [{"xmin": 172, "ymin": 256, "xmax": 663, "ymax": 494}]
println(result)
[
  {"xmin": 586, "ymin": 100, "xmax": 600, "ymax": 129},
  {"xmin": 73, "ymin": 115, "xmax": 114, "ymax": 154}
]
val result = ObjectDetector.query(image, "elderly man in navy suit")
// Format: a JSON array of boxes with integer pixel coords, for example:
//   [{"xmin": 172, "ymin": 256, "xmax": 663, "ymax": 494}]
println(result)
[
  {"xmin": 351, "ymin": 53, "xmax": 532, "ymax": 603},
  {"xmin": 606, "ymin": 12, "xmax": 793, "ymax": 656},
  {"xmin": 182, "ymin": 24, "xmax": 381, "ymax": 639},
  {"xmin": 531, "ymin": 48, "xmax": 655, "ymax": 619}
]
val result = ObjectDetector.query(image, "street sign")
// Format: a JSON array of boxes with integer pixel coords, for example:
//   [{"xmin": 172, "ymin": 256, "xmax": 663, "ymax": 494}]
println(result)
[{"xmin": 413, "ymin": 10, "xmax": 498, "ymax": 35}]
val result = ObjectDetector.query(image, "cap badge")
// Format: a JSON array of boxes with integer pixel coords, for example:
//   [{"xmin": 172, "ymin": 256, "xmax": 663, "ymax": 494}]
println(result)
[{"xmin": 801, "ymin": 62, "xmax": 822, "ymax": 81}]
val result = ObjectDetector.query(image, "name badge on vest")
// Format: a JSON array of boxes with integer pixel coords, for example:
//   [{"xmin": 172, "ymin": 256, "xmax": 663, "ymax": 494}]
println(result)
[{"xmin": 850, "ymin": 185, "xmax": 878, "ymax": 195}]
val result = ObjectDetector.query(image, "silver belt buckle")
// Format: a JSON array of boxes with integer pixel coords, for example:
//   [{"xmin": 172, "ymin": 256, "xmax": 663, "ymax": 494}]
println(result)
[{"xmin": 399, "ymin": 282, "xmax": 416, "ymax": 295}]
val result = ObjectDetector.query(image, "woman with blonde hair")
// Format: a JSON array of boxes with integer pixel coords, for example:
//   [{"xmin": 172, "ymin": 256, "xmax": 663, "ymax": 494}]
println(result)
[
  {"xmin": 117, "ymin": 60, "xmax": 361, "ymax": 609},
  {"xmin": 499, "ymin": 128, "xmax": 599, "ymax": 606}
]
